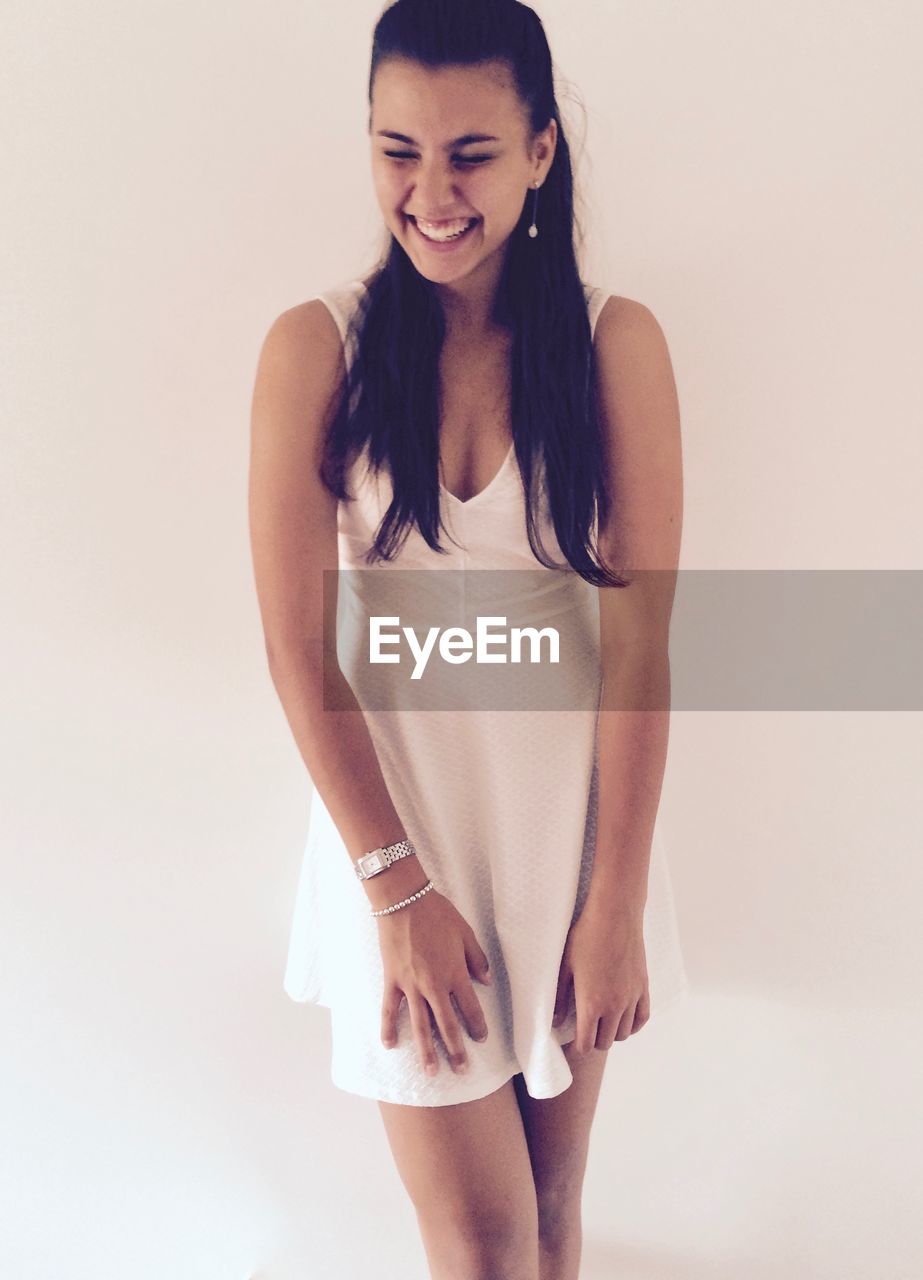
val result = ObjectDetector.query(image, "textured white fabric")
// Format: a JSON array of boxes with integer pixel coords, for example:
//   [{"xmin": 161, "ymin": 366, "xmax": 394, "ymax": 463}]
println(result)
[{"xmin": 283, "ymin": 279, "xmax": 689, "ymax": 1106}]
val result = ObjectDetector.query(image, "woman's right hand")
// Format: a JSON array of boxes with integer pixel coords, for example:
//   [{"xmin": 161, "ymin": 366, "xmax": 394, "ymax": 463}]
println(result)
[{"xmin": 377, "ymin": 886, "xmax": 493, "ymax": 1076}]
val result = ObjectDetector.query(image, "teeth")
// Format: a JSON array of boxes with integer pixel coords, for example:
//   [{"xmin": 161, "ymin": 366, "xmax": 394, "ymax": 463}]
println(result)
[{"xmin": 414, "ymin": 217, "xmax": 476, "ymax": 242}]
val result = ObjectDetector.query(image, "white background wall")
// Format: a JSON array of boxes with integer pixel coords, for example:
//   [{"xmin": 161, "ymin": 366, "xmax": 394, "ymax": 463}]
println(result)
[{"xmin": 3, "ymin": 1, "xmax": 921, "ymax": 1277}]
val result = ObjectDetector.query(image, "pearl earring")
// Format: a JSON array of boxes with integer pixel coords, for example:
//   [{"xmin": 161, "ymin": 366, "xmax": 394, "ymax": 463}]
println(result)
[{"xmin": 528, "ymin": 180, "xmax": 541, "ymax": 239}]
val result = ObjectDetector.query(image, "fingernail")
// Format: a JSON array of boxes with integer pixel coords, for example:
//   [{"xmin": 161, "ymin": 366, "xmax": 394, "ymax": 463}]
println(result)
[{"xmin": 425, "ymin": 1061, "xmax": 437, "ymax": 1076}]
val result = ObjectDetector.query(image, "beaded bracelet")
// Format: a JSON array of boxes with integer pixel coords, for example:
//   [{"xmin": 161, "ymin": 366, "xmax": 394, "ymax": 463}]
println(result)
[{"xmin": 370, "ymin": 879, "xmax": 435, "ymax": 918}]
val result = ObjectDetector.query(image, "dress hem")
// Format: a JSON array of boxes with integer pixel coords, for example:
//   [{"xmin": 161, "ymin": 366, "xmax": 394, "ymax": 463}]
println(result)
[{"xmin": 286, "ymin": 976, "xmax": 692, "ymax": 1108}]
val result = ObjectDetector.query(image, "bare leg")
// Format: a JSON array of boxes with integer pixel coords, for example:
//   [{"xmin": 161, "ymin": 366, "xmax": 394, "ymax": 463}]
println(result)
[
  {"xmin": 378, "ymin": 1076, "xmax": 540, "ymax": 1280},
  {"xmin": 513, "ymin": 1039, "xmax": 610, "ymax": 1280}
]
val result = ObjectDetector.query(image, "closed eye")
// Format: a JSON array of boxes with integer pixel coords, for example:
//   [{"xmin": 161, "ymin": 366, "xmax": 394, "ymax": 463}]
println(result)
[{"xmin": 384, "ymin": 151, "xmax": 493, "ymax": 166}]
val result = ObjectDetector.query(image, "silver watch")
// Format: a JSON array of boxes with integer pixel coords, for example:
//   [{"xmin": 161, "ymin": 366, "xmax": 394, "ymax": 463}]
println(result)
[{"xmin": 354, "ymin": 838, "xmax": 417, "ymax": 880}]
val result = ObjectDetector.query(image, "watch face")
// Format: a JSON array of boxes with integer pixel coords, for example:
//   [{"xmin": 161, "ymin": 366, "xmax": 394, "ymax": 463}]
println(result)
[{"xmin": 364, "ymin": 852, "xmax": 386, "ymax": 874}]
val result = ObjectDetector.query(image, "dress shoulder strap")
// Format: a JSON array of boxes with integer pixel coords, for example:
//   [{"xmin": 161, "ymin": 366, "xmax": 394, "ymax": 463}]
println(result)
[
  {"xmin": 316, "ymin": 279, "xmax": 366, "ymax": 370},
  {"xmin": 585, "ymin": 284, "xmax": 610, "ymax": 341}
]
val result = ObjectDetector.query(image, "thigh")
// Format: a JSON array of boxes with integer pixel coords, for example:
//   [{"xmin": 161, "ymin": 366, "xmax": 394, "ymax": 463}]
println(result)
[
  {"xmin": 512, "ymin": 1039, "xmax": 610, "ymax": 1205},
  {"xmin": 378, "ymin": 1075, "xmax": 539, "ymax": 1245}
]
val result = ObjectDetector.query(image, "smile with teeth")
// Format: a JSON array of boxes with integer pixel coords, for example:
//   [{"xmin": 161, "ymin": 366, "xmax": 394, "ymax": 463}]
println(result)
[{"xmin": 411, "ymin": 215, "xmax": 479, "ymax": 242}]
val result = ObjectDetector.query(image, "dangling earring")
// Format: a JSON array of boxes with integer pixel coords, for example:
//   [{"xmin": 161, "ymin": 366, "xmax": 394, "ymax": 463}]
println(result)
[{"xmin": 528, "ymin": 180, "xmax": 541, "ymax": 239}]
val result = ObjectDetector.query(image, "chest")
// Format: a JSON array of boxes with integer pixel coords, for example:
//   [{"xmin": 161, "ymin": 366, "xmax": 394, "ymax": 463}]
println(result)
[{"xmin": 437, "ymin": 339, "xmax": 513, "ymax": 504}]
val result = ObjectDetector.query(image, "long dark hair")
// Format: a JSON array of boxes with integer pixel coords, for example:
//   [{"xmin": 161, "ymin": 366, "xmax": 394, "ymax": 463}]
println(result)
[{"xmin": 319, "ymin": 0, "xmax": 628, "ymax": 589}]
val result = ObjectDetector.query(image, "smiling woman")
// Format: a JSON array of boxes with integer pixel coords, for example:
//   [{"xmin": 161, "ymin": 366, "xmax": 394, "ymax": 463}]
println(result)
[
  {"xmin": 330, "ymin": 46, "xmax": 624, "ymax": 573},
  {"xmin": 248, "ymin": 1, "xmax": 688, "ymax": 1277}
]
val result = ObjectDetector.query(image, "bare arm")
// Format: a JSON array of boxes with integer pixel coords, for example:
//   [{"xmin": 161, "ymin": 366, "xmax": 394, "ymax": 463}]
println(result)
[
  {"xmin": 248, "ymin": 300, "xmax": 430, "ymax": 912},
  {"xmin": 589, "ymin": 297, "xmax": 683, "ymax": 912},
  {"xmin": 551, "ymin": 298, "xmax": 683, "ymax": 1052}
]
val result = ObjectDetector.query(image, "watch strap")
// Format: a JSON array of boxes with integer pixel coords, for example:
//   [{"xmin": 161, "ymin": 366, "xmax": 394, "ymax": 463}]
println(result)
[{"xmin": 354, "ymin": 838, "xmax": 417, "ymax": 880}]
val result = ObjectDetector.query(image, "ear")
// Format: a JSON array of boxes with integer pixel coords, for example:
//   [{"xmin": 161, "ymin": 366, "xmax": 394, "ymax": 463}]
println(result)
[{"xmin": 533, "ymin": 116, "xmax": 557, "ymax": 179}]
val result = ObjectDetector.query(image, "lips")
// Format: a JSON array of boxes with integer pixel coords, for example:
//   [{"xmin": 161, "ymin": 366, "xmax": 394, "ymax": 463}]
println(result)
[
  {"xmin": 414, "ymin": 215, "xmax": 476, "ymax": 234},
  {"xmin": 406, "ymin": 214, "xmax": 481, "ymax": 248}
]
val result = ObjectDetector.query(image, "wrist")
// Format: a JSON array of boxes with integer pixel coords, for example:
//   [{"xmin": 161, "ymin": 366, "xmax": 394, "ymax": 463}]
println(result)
[
  {"xmin": 584, "ymin": 873, "xmax": 646, "ymax": 918},
  {"xmin": 370, "ymin": 877, "xmax": 435, "ymax": 920},
  {"xmin": 362, "ymin": 856, "xmax": 430, "ymax": 912}
]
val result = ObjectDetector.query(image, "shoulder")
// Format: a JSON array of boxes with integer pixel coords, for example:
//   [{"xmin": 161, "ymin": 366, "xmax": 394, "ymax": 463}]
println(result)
[
  {"xmin": 591, "ymin": 293, "xmax": 679, "ymax": 428},
  {"xmin": 263, "ymin": 271, "xmax": 371, "ymax": 351},
  {"xmin": 594, "ymin": 293, "xmax": 670, "ymax": 352},
  {"xmin": 264, "ymin": 296, "xmax": 343, "ymax": 355},
  {"xmin": 250, "ymin": 299, "xmax": 350, "ymax": 472},
  {"xmin": 590, "ymin": 293, "xmax": 683, "ymax": 577},
  {"xmin": 254, "ymin": 298, "xmax": 345, "ymax": 409}
]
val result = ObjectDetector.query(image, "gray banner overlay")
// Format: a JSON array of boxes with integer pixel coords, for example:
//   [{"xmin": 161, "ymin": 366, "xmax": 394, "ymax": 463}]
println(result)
[{"xmin": 320, "ymin": 570, "xmax": 922, "ymax": 711}]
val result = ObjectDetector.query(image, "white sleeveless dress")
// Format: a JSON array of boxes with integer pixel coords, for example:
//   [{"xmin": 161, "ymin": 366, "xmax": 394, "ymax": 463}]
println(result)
[{"xmin": 283, "ymin": 279, "xmax": 689, "ymax": 1106}]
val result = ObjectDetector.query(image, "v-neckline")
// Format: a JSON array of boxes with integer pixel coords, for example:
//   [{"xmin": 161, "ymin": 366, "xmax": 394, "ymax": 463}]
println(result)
[
  {"xmin": 350, "ymin": 279, "xmax": 517, "ymax": 508},
  {"xmin": 439, "ymin": 440, "xmax": 515, "ymax": 507}
]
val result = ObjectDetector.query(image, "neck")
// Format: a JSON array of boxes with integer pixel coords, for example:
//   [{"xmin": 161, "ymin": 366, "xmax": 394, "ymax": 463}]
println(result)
[{"xmin": 433, "ymin": 252, "xmax": 505, "ymax": 341}]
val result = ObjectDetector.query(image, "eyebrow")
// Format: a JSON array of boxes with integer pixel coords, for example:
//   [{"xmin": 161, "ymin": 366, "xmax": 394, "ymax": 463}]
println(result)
[{"xmin": 376, "ymin": 130, "xmax": 500, "ymax": 148}]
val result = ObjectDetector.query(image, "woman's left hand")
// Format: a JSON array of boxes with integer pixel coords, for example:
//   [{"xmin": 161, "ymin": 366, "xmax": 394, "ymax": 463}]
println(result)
[{"xmin": 551, "ymin": 894, "xmax": 650, "ymax": 1054}]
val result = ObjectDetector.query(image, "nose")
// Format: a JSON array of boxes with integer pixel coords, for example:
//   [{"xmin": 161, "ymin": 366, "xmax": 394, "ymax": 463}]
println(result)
[{"xmin": 411, "ymin": 158, "xmax": 462, "ymax": 217}]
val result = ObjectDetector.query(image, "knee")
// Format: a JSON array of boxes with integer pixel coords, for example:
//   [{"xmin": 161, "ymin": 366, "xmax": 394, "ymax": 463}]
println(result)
[
  {"xmin": 535, "ymin": 1180, "xmax": 582, "ymax": 1250},
  {"xmin": 439, "ymin": 1206, "xmax": 536, "ymax": 1279}
]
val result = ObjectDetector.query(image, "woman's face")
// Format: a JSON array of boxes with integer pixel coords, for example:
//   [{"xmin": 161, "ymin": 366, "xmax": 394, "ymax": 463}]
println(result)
[{"xmin": 369, "ymin": 57, "xmax": 556, "ymax": 287}]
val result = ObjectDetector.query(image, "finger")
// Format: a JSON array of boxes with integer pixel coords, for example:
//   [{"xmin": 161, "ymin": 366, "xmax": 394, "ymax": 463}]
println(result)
[
  {"xmin": 407, "ymin": 991, "xmax": 439, "ymax": 1077},
  {"xmin": 380, "ymin": 983, "xmax": 404, "ymax": 1049},
  {"xmin": 464, "ymin": 932, "xmax": 493, "ymax": 986},
  {"xmin": 574, "ymin": 994, "xmax": 599, "ymax": 1058},
  {"xmin": 632, "ymin": 989, "xmax": 651, "ymax": 1034},
  {"xmin": 451, "ymin": 982, "xmax": 489, "ymax": 1043},
  {"xmin": 615, "ymin": 1001, "xmax": 637, "ymax": 1042},
  {"xmin": 594, "ymin": 1012, "xmax": 620, "ymax": 1051},
  {"xmin": 428, "ymin": 994, "xmax": 469, "ymax": 1073}
]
